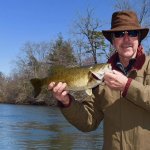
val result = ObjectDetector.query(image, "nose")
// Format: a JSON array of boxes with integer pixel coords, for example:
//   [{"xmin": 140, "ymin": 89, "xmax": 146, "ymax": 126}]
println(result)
[{"xmin": 123, "ymin": 32, "xmax": 130, "ymax": 41}]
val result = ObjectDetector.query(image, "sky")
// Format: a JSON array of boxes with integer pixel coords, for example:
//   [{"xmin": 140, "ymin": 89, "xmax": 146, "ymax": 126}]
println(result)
[
  {"xmin": 0, "ymin": 0, "xmax": 149, "ymax": 75},
  {"xmin": 0, "ymin": 0, "xmax": 122, "ymax": 75}
]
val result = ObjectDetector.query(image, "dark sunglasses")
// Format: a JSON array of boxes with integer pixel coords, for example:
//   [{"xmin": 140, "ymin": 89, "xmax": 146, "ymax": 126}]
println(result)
[{"xmin": 113, "ymin": 30, "xmax": 139, "ymax": 38}]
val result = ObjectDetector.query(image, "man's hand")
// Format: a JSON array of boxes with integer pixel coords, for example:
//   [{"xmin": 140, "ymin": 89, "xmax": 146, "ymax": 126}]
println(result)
[
  {"xmin": 48, "ymin": 82, "xmax": 70, "ymax": 105},
  {"xmin": 104, "ymin": 70, "xmax": 128, "ymax": 91}
]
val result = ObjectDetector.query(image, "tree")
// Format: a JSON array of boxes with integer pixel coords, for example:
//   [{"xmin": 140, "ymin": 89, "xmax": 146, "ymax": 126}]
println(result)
[
  {"xmin": 47, "ymin": 34, "xmax": 77, "ymax": 67},
  {"xmin": 114, "ymin": 0, "xmax": 132, "ymax": 10},
  {"xmin": 0, "ymin": 72, "xmax": 7, "ymax": 102},
  {"xmin": 114, "ymin": 0, "xmax": 150, "ymax": 53},
  {"xmin": 14, "ymin": 41, "xmax": 51, "ymax": 78},
  {"xmin": 9, "ymin": 41, "xmax": 52, "ymax": 104},
  {"xmin": 114, "ymin": 0, "xmax": 150, "ymax": 35},
  {"xmin": 8, "ymin": 36, "xmax": 77, "ymax": 104},
  {"xmin": 71, "ymin": 8, "xmax": 109, "ymax": 65}
]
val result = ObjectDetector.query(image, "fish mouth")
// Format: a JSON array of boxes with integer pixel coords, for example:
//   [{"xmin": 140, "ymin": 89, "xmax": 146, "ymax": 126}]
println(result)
[
  {"xmin": 92, "ymin": 72, "xmax": 103, "ymax": 80},
  {"xmin": 91, "ymin": 64, "xmax": 112, "ymax": 80}
]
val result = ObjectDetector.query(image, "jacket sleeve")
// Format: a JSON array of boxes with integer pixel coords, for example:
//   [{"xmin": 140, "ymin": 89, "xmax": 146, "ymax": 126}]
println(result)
[
  {"xmin": 60, "ymin": 88, "xmax": 104, "ymax": 132},
  {"xmin": 125, "ymin": 79, "xmax": 150, "ymax": 112}
]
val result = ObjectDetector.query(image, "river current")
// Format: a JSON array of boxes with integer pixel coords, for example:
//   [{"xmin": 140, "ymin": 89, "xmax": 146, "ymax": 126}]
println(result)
[{"xmin": 0, "ymin": 104, "xmax": 103, "ymax": 150}]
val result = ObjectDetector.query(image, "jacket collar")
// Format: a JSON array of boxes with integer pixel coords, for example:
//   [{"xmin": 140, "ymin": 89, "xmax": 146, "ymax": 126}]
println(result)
[{"xmin": 108, "ymin": 45, "xmax": 146, "ymax": 71}]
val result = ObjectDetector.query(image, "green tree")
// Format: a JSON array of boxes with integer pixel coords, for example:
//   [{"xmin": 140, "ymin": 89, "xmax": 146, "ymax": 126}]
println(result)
[{"xmin": 47, "ymin": 34, "xmax": 77, "ymax": 67}]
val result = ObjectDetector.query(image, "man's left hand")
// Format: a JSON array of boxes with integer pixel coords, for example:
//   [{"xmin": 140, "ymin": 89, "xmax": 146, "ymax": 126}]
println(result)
[{"xmin": 104, "ymin": 70, "xmax": 128, "ymax": 91}]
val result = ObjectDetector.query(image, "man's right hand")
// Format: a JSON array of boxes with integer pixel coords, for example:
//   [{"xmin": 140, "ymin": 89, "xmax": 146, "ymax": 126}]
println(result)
[{"xmin": 48, "ymin": 82, "xmax": 70, "ymax": 106}]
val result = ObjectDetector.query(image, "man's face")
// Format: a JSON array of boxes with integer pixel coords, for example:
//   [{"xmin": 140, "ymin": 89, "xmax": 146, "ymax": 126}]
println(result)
[{"xmin": 112, "ymin": 30, "xmax": 139, "ymax": 59}]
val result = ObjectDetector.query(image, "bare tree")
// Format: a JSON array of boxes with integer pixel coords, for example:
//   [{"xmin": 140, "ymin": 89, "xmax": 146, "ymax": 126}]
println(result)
[
  {"xmin": 7, "ymin": 41, "xmax": 52, "ymax": 104},
  {"xmin": 114, "ymin": 0, "xmax": 150, "ymax": 53},
  {"xmin": 114, "ymin": 0, "xmax": 150, "ymax": 34},
  {"xmin": 71, "ymin": 8, "xmax": 109, "ymax": 65},
  {"xmin": 114, "ymin": 0, "xmax": 132, "ymax": 10},
  {"xmin": 14, "ymin": 41, "xmax": 51, "ymax": 78},
  {"xmin": 137, "ymin": 0, "xmax": 150, "ymax": 28}
]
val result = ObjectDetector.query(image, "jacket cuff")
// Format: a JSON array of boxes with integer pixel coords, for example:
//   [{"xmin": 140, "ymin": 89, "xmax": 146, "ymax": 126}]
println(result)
[
  {"xmin": 122, "ymin": 78, "xmax": 132, "ymax": 97},
  {"xmin": 57, "ymin": 94, "xmax": 73, "ymax": 108}
]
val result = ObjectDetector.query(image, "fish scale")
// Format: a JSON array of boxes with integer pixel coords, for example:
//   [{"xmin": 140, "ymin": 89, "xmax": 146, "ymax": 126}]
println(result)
[{"xmin": 30, "ymin": 63, "xmax": 112, "ymax": 98}]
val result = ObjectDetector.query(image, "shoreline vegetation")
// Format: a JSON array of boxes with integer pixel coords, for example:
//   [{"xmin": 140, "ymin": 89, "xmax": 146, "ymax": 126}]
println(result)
[
  {"xmin": 0, "ymin": 90, "xmax": 90, "ymax": 106},
  {"xmin": 1, "ymin": 4, "xmax": 149, "ymax": 105},
  {"xmin": 0, "ymin": 33, "xmax": 109, "ymax": 107}
]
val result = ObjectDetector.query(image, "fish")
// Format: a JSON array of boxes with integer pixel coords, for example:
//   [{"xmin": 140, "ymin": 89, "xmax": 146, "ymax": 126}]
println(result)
[{"xmin": 30, "ymin": 63, "xmax": 112, "ymax": 98}]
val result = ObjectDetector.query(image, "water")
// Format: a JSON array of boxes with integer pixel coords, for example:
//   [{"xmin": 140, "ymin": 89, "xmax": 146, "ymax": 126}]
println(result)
[{"xmin": 0, "ymin": 104, "xmax": 103, "ymax": 150}]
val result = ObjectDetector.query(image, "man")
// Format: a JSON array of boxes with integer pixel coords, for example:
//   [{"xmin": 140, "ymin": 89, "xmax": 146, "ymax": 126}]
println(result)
[{"xmin": 48, "ymin": 11, "xmax": 150, "ymax": 150}]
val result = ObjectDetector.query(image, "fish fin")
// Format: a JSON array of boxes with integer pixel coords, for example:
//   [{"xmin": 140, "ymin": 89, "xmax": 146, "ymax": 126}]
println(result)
[
  {"xmin": 30, "ymin": 78, "xmax": 42, "ymax": 98},
  {"xmin": 85, "ymin": 89, "xmax": 92, "ymax": 96}
]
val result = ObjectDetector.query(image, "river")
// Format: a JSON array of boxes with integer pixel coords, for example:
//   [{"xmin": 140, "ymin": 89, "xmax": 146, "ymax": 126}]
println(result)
[{"xmin": 0, "ymin": 104, "xmax": 103, "ymax": 150}]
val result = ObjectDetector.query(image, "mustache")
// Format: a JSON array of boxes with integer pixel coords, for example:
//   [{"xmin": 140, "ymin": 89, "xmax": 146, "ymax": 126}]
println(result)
[{"xmin": 121, "ymin": 43, "xmax": 133, "ymax": 48}]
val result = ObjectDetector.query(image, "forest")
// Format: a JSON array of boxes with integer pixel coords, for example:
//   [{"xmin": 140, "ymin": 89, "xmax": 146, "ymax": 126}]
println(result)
[{"xmin": 0, "ymin": 0, "xmax": 150, "ymax": 105}]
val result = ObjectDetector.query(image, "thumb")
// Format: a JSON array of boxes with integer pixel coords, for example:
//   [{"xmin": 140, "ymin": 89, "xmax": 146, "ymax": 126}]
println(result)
[{"xmin": 112, "ymin": 70, "xmax": 122, "ymax": 75}]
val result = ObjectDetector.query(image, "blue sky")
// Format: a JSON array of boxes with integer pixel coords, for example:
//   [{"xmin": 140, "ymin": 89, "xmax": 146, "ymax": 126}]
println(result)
[
  {"xmin": 0, "ymin": 0, "xmax": 116, "ymax": 75},
  {"xmin": 0, "ymin": 0, "xmax": 122, "ymax": 75}
]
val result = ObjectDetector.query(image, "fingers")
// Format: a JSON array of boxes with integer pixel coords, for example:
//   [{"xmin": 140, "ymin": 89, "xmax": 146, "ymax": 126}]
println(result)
[
  {"xmin": 104, "ymin": 70, "xmax": 122, "ymax": 81},
  {"xmin": 104, "ymin": 70, "xmax": 128, "ymax": 91},
  {"xmin": 112, "ymin": 70, "xmax": 123, "ymax": 75},
  {"xmin": 104, "ymin": 77, "xmax": 116, "ymax": 88},
  {"xmin": 48, "ymin": 82, "xmax": 67, "ymax": 93},
  {"xmin": 104, "ymin": 72, "xmax": 115, "ymax": 81},
  {"xmin": 48, "ymin": 82, "xmax": 56, "ymax": 91},
  {"xmin": 54, "ymin": 82, "xmax": 67, "ymax": 93},
  {"xmin": 48, "ymin": 82, "xmax": 70, "ymax": 103},
  {"xmin": 48, "ymin": 82, "xmax": 69, "ymax": 97},
  {"xmin": 61, "ymin": 90, "xmax": 69, "ymax": 96}
]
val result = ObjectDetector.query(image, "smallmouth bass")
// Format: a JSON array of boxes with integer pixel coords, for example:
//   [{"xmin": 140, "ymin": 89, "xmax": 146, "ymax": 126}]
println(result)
[{"xmin": 30, "ymin": 63, "xmax": 112, "ymax": 98}]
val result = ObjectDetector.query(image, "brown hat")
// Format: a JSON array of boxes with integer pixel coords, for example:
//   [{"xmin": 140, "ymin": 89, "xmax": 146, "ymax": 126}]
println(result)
[{"xmin": 102, "ymin": 11, "xmax": 149, "ymax": 43}]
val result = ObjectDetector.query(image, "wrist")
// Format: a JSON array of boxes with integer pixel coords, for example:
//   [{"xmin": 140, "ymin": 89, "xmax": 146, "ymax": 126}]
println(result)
[
  {"xmin": 122, "ymin": 78, "xmax": 132, "ymax": 97},
  {"xmin": 57, "ymin": 94, "xmax": 73, "ymax": 108},
  {"xmin": 61, "ymin": 96, "xmax": 70, "ymax": 105}
]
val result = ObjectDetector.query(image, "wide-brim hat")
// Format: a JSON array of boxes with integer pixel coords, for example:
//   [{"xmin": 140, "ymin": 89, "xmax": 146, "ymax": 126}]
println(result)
[{"xmin": 102, "ymin": 11, "xmax": 149, "ymax": 43}]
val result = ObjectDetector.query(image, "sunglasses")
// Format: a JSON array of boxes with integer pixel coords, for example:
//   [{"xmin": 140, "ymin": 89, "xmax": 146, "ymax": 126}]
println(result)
[{"xmin": 113, "ymin": 30, "xmax": 139, "ymax": 38}]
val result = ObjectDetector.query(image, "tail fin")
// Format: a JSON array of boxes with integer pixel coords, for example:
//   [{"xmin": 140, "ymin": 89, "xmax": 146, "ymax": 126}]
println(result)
[{"xmin": 30, "ymin": 78, "xmax": 42, "ymax": 98}]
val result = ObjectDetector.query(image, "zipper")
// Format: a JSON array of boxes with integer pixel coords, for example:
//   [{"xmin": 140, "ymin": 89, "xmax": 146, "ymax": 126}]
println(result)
[{"xmin": 120, "ymin": 91, "xmax": 123, "ymax": 150}]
